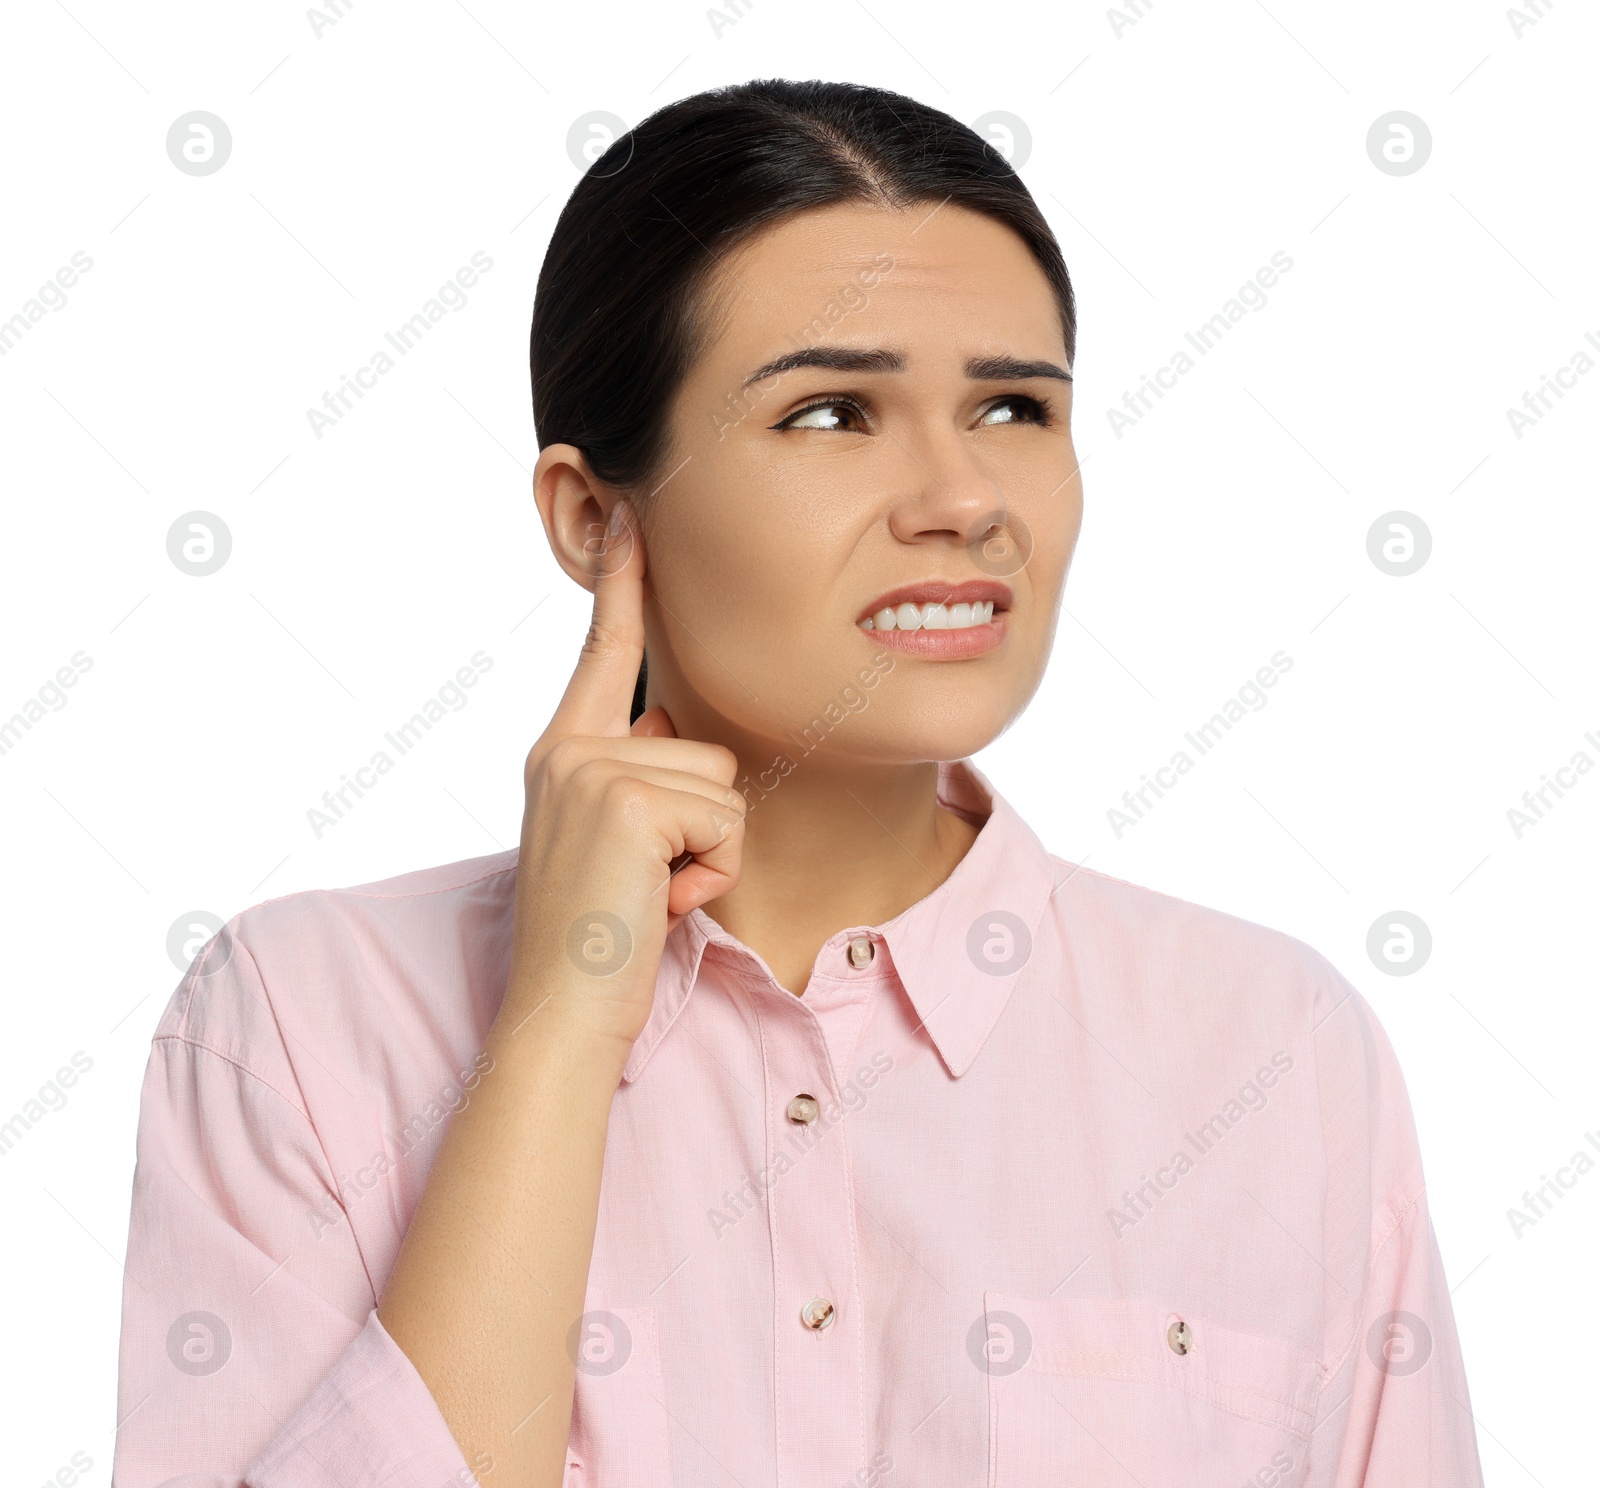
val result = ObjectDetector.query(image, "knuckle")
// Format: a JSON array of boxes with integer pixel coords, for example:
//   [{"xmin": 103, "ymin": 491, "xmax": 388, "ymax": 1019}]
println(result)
[
  {"xmin": 543, "ymin": 734, "xmax": 584, "ymax": 779},
  {"xmin": 599, "ymin": 772, "xmax": 652, "ymax": 821},
  {"xmin": 568, "ymin": 753, "xmax": 612, "ymax": 798},
  {"xmin": 580, "ymin": 617, "xmax": 628, "ymax": 663},
  {"xmin": 702, "ymin": 743, "xmax": 740, "ymax": 784}
]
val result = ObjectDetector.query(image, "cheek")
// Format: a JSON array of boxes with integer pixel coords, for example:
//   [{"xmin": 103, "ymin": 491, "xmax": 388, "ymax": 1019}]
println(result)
[
  {"xmin": 652, "ymin": 508, "xmax": 827, "ymax": 655},
  {"xmin": 663, "ymin": 507, "xmax": 817, "ymax": 622},
  {"xmin": 1031, "ymin": 481, "xmax": 1084, "ymax": 585},
  {"xmin": 654, "ymin": 529, "xmax": 873, "ymax": 728},
  {"xmin": 1058, "ymin": 506, "xmax": 1085, "ymax": 579},
  {"xmin": 656, "ymin": 454, "xmax": 859, "ymax": 626}
]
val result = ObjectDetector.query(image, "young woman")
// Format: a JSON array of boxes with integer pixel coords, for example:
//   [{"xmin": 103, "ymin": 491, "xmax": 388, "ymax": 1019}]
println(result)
[{"xmin": 114, "ymin": 79, "xmax": 1484, "ymax": 1488}]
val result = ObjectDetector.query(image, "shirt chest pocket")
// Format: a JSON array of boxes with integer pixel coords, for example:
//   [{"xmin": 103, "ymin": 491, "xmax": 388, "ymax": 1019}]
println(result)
[
  {"xmin": 982, "ymin": 1293, "xmax": 1320, "ymax": 1488},
  {"xmin": 562, "ymin": 1305, "xmax": 674, "ymax": 1488}
]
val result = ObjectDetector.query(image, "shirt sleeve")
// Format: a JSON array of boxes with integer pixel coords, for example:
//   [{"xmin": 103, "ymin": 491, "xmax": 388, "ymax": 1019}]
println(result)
[
  {"xmin": 111, "ymin": 935, "xmax": 482, "ymax": 1488},
  {"xmin": 1318, "ymin": 1186, "xmax": 1486, "ymax": 1486},
  {"xmin": 1302, "ymin": 961, "xmax": 1486, "ymax": 1486}
]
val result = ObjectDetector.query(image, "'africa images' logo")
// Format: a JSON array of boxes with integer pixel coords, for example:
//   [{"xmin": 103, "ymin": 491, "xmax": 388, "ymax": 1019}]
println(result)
[{"xmin": 1364, "ymin": 1310, "xmax": 1432, "ymax": 1376}]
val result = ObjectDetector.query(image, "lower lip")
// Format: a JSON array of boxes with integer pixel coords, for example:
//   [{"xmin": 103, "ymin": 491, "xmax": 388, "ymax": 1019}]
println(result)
[{"xmin": 856, "ymin": 611, "xmax": 1008, "ymax": 658}]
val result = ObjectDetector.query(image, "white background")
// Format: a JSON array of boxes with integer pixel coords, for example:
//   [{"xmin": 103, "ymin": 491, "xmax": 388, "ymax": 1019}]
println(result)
[{"xmin": 1, "ymin": 0, "xmax": 1594, "ymax": 1481}]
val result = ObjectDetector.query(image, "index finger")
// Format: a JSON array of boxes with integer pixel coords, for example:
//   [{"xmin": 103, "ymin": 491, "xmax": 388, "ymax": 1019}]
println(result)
[{"xmin": 547, "ymin": 498, "xmax": 648, "ymax": 741}]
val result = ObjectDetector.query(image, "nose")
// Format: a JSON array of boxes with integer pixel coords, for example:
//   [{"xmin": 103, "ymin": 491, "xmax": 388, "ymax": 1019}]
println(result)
[{"xmin": 886, "ymin": 436, "xmax": 1015, "ymax": 562}]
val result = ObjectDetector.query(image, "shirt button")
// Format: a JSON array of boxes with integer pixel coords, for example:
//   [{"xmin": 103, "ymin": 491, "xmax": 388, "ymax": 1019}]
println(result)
[
  {"xmin": 800, "ymin": 1297, "xmax": 835, "ymax": 1331},
  {"xmin": 847, "ymin": 935, "xmax": 875, "ymax": 969},
  {"xmin": 786, "ymin": 1093, "xmax": 819, "ymax": 1124},
  {"xmin": 1167, "ymin": 1319, "xmax": 1193, "ymax": 1355}
]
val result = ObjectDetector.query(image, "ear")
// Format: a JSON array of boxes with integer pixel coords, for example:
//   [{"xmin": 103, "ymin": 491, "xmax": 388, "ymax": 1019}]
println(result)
[{"xmin": 533, "ymin": 443, "xmax": 643, "ymax": 594}]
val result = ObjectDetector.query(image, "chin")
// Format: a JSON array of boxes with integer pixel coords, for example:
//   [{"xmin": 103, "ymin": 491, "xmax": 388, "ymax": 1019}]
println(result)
[{"xmin": 841, "ymin": 711, "xmax": 1013, "ymax": 767}]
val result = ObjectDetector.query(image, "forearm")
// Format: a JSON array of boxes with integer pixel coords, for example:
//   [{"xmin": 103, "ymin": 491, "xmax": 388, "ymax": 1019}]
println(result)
[{"xmin": 377, "ymin": 982, "xmax": 628, "ymax": 1487}]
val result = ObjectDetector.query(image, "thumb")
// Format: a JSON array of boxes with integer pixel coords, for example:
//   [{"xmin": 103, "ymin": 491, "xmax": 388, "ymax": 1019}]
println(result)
[{"xmin": 629, "ymin": 703, "xmax": 679, "ymax": 738}]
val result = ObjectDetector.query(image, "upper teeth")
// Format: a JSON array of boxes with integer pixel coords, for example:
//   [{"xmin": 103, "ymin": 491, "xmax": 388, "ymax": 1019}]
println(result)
[{"xmin": 861, "ymin": 600, "xmax": 995, "ymax": 632}]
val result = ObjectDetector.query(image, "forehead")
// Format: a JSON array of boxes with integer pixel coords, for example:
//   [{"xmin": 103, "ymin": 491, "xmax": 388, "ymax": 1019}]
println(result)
[{"xmin": 697, "ymin": 200, "xmax": 1066, "ymax": 367}]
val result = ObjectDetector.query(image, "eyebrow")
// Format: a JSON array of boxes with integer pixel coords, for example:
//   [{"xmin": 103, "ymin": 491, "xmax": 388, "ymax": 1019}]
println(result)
[{"xmin": 740, "ymin": 346, "xmax": 1073, "ymax": 389}]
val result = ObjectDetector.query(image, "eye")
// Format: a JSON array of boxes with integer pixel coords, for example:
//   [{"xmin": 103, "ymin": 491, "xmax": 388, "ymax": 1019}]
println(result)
[
  {"xmin": 773, "ymin": 396, "xmax": 869, "ymax": 433},
  {"xmin": 977, "ymin": 394, "xmax": 1054, "ymax": 427}
]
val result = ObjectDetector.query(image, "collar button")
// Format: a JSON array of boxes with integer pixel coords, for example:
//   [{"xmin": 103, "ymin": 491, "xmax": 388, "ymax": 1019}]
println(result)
[
  {"xmin": 847, "ymin": 935, "xmax": 875, "ymax": 969},
  {"xmin": 786, "ymin": 1093, "xmax": 820, "ymax": 1124}
]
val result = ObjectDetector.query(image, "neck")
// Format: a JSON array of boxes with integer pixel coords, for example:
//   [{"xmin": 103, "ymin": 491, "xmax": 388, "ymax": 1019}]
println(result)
[{"xmin": 699, "ymin": 747, "xmax": 982, "ymax": 996}]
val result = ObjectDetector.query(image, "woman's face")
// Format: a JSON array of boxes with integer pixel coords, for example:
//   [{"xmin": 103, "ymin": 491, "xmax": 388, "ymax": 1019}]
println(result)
[{"xmin": 570, "ymin": 200, "xmax": 1083, "ymax": 766}]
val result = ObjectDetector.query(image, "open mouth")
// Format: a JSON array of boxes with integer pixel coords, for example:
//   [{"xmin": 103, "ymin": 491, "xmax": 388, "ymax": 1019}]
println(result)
[
  {"xmin": 855, "ymin": 580, "xmax": 1013, "ymax": 633},
  {"xmin": 859, "ymin": 599, "xmax": 998, "ymax": 632}
]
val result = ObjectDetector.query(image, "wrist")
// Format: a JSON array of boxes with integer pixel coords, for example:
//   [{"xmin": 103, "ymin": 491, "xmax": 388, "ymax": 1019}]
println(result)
[{"xmin": 490, "ymin": 979, "xmax": 637, "ymax": 1083}]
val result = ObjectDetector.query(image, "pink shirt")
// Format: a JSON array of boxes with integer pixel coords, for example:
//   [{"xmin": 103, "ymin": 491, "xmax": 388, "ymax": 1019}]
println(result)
[{"xmin": 114, "ymin": 758, "xmax": 1484, "ymax": 1487}]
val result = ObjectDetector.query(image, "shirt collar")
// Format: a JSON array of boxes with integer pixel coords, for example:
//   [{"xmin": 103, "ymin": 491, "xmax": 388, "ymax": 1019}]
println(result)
[{"xmin": 620, "ymin": 757, "xmax": 1059, "ymax": 1084}]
